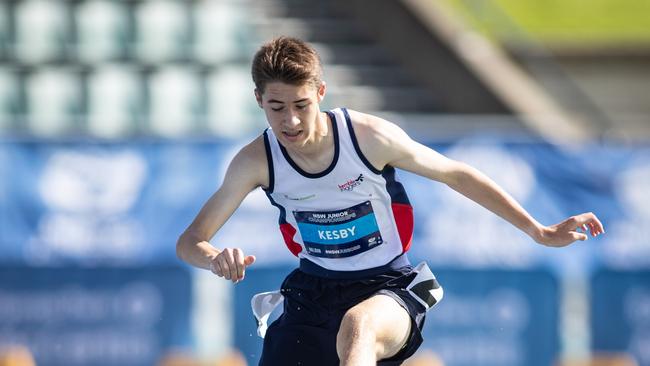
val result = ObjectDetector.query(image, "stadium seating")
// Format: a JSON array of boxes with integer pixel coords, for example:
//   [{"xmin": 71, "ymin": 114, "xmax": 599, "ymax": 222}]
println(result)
[
  {"xmin": 148, "ymin": 66, "xmax": 201, "ymax": 137},
  {"xmin": 206, "ymin": 65, "xmax": 263, "ymax": 137},
  {"xmin": 0, "ymin": 0, "xmax": 269, "ymax": 138},
  {"xmin": 134, "ymin": 0, "xmax": 190, "ymax": 63},
  {"xmin": 87, "ymin": 64, "xmax": 144, "ymax": 137},
  {"xmin": 0, "ymin": 3, "xmax": 10, "ymax": 59},
  {"xmin": 25, "ymin": 67, "xmax": 82, "ymax": 136},
  {"xmin": 76, "ymin": 0, "xmax": 130, "ymax": 62},
  {"xmin": 0, "ymin": 66, "xmax": 20, "ymax": 131},
  {"xmin": 193, "ymin": 0, "xmax": 247, "ymax": 63},
  {"xmin": 14, "ymin": 0, "xmax": 71, "ymax": 64}
]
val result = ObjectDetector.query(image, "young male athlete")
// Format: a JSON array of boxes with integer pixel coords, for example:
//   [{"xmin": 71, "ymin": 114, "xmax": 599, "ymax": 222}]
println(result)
[{"xmin": 176, "ymin": 37, "xmax": 605, "ymax": 365}]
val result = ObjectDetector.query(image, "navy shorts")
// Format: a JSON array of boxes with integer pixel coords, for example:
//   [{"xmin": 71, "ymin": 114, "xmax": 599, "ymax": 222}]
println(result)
[{"xmin": 258, "ymin": 257, "xmax": 438, "ymax": 365}]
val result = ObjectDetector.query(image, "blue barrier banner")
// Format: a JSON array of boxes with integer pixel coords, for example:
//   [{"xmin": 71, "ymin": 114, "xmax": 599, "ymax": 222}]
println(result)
[
  {"xmin": 2, "ymin": 137, "xmax": 648, "ymax": 364},
  {"xmin": 0, "ymin": 266, "xmax": 192, "ymax": 366},
  {"xmin": 233, "ymin": 266, "xmax": 558, "ymax": 366},
  {"xmin": 591, "ymin": 270, "xmax": 650, "ymax": 366},
  {"xmin": 1, "ymin": 138, "xmax": 647, "ymax": 271},
  {"xmin": 0, "ymin": 141, "xmax": 237, "ymax": 265},
  {"xmin": 422, "ymin": 269, "xmax": 559, "ymax": 366}
]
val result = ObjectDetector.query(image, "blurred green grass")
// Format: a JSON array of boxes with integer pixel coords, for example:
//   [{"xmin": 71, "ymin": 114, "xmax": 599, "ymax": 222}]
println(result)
[{"xmin": 442, "ymin": 0, "xmax": 650, "ymax": 44}]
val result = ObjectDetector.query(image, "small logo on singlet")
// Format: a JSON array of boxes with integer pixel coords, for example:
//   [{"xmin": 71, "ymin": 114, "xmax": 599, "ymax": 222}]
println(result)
[
  {"xmin": 283, "ymin": 193, "xmax": 316, "ymax": 201},
  {"xmin": 338, "ymin": 174, "xmax": 364, "ymax": 191}
]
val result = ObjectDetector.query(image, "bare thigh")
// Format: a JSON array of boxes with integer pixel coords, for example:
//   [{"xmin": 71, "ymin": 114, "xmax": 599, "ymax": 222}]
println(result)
[{"xmin": 341, "ymin": 294, "xmax": 412, "ymax": 359}]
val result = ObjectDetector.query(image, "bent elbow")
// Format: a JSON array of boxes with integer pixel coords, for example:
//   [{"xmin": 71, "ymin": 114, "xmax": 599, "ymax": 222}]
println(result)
[{"xmin": 176, "ymin": 232, "xmax": 188, "ymax": 262}]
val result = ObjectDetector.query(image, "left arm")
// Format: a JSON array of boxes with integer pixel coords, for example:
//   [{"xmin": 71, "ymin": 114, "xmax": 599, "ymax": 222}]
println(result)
[{"xmin": 349, "ymin": 110, "xmax": 604, "ymax": 247}]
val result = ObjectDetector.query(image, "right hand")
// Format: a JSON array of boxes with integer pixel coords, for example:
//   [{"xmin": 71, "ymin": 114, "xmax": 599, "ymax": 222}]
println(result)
[{"xmin": 209, "ymin": 248, "xmax": 256, "ymax": 283}]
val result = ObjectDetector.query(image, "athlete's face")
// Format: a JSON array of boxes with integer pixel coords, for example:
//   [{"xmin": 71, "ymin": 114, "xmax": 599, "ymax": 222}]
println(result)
[{"xmin": 255, "ymin": 81, "xmax": 327, "ymax": 149}]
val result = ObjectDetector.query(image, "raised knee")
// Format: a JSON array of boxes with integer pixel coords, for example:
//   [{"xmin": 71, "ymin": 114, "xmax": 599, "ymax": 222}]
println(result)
[{"xmin": 337, "ymin": 309, "xmax": 376, "ymax": 348}]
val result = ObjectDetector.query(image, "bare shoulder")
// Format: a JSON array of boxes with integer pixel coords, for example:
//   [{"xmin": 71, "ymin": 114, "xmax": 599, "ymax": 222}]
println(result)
[
  {"xmin": 225, "ymin": 134, "xmax": 269, "ymax": 190},
  {"xmin": 236, "ymin": 134, "xmax": 267, "ymax": 163},
  {"xmin": 346, "ymin": 109, "xmax": 413, "ymax": 169},
  {"xmin": 347, "ymin": 110, "xmax": 400, "ymax": 140}
]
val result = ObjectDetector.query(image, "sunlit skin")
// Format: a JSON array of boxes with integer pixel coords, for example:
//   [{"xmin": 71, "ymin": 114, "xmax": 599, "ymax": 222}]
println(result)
[
  {"xmin": 255, "ymin": 82, "xmax": 338, "ymax": 172},
  {"xmin": 179, "ymin": 81, "xmax": 605, "ymax": 364},
  {"xmin": 172, "ymin": 33, "xmax": 609, "ymax": 365},
  {"xmin": 188, "ymin": 81, "xmax": 608, "ymax": 286}
]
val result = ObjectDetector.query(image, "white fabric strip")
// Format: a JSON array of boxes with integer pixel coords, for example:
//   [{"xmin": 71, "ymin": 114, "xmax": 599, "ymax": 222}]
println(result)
[
  {"xmin": 406, "ymin": 262, "xmax": 444, "ymax": 310},
  {"xmin": 251, "ymin": 290, "xmax": 284, "ymax": 338}
]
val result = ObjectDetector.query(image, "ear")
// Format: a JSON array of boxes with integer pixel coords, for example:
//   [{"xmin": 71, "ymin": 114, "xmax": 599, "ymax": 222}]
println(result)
[
  {"xmin": 254, "ymin": 88, "xmax": 263, "ymax": 108},
  {"xmin": 317, "ymin": 81, "xmax": 327, "ymax": 102}
]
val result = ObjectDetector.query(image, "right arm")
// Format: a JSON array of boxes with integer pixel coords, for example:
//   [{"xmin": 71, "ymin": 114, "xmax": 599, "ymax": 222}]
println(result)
[{"xmin": 176, "ymin": 135, "xmax": 269, "ymax": 282}]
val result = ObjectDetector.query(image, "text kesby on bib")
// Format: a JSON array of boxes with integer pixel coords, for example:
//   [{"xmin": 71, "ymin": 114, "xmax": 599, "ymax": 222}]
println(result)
[{"xmin": 293, "ymin": 201, "xmax": 383, "ymax": 258}]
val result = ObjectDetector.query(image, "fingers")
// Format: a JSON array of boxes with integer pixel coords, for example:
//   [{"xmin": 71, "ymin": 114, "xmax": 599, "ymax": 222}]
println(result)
[
  {"xmin": 233, "ymin": 248, "xmax": 245, "ymax": 281},
  {"xmin": 209, "ymin": 248, "xmax": 254, "ymax": 284},
  {"xmin": 571, "ymin": 212, "xmax": 605, "ymax": 237},
  {"xmin": 572, "ymin": 232, "xmax": 588, "ymax": 241},
  {"xmin": 209, "ymin": 251, "xmax": 227, "ymax": 278},
  {"xmin": 209, "ymin": 260, "xmax": 222, "ymax": 276},
  {"xmin": 220, "ymin": 249, "xmax": 237, "ymax": 282},
  {"xmin": 541, "ymin": 212, "xmax": 604, "ymax": 247},
  {"xmin": 244, "ymin": 255, "xmax": 256, "ymax": 266}
]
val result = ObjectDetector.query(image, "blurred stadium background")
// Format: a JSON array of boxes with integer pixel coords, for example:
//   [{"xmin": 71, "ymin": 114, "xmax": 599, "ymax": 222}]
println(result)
[{"xmin": 0, "ymin": 0, "xmax": 649, "ymax": 365}]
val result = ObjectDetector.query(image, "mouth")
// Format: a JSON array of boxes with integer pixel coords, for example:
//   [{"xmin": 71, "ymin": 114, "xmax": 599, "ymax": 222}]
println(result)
[{"xmin": 282, "ymin": 130, "xmax": 303, "ymax": 139}]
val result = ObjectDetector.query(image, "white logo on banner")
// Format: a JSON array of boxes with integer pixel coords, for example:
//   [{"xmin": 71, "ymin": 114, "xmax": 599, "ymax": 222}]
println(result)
[
  {"xmin": 604, "ymin": 158, "xmax": 650, "ymax": 268},
  {"xmin": 27, "ymin": 150, "xmax": 147, "ymax": 263},
  {"xmin": 423, "ymin": 143, "xmax": 538, "ymax": 267}
]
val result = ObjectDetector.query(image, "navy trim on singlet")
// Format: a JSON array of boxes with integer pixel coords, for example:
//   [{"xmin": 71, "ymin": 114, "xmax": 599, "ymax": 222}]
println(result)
[
  {"xmin": 262, "ymin": 129, "xmax": 275, "ymax": 193},
  {"xmin": 342, "ymin": 107, "xmax": 383, "ymax": 175},
  {"xmin": 278, "ymin": 111, "xmax": 339, "ymax": 179},
  {"xmin": 381, "ymin": 166, "xmax": 411, "ymax": 205},
  {"xmin": 265, "ymin": 189, "xmax": 288, "ymax": 225},
  {"xmin": 299, "ymin": 253, "xmax": 411, "ymax": 279}
]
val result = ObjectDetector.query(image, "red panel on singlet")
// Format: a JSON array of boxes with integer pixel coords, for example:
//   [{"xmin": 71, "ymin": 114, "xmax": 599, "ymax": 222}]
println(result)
[
  {"xmin": 279, "ymin": 223, "xmax": 302, "ymax": 256},
  {"xmin": 391, "ymin": 202, "xmax": 414, "ymax": 252}
]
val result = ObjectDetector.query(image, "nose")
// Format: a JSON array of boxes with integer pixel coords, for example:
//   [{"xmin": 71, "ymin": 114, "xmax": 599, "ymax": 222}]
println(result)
[{"xmin": 285, "ymin": 110, "xmax": 301, "ymax": 127}]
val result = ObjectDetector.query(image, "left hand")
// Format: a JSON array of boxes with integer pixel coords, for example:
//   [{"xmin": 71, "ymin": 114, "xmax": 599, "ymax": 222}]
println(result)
[{"xmin": 535, "ymin": 212, "xmax": 605, "ymax": 247}]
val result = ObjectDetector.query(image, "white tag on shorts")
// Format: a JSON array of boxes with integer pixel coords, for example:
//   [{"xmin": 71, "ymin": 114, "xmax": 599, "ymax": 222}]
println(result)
[
  {"xmin": 406, "ymin": 262, "xmax": 444, "ymax": 311},
  {"xmin": 251, "ymin": 290, "xmax": 284, "ymax": 338}
]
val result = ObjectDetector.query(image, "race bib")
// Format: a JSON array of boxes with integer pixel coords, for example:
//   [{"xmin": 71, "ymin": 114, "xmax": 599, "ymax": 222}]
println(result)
[{"xmin": 293, "ymin": 201, "xmax": 383, "ymax": 258}]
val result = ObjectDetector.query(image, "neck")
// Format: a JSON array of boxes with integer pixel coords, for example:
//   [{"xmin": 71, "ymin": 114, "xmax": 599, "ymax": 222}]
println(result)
[{"xmin": 290, "ymin": 112, "xmax": 331, "ymax": 157}]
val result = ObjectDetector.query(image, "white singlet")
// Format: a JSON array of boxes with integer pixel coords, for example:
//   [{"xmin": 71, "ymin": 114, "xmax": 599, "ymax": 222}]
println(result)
[{"xmin": 263, "ymin": 108, "xmax": 414, "ymax": 272}]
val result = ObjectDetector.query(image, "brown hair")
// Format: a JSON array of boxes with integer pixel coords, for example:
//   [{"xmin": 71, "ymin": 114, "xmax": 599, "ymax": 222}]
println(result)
[{"xmin": 251, "ymin": 36, "xmax": 322, "ymax": 94}]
